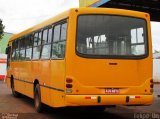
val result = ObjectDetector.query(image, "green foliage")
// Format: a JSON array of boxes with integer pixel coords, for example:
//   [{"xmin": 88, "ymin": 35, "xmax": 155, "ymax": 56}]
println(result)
[
  {"xmin": 0, "ymin": 33, "xmax": 12, "ymax": 54},
  {"xmin": 0, "ymin": 19, "xmax": 5, "ymax": 40}
]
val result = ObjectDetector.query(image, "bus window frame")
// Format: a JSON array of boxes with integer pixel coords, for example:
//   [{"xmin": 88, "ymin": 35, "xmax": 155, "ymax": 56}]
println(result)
[
  {"xmin": 19, "ymin": 37, "xmax": 26, "ymax": 61},
  {"xmin": 11, "ymin": 41, "xmax": 15, "ymax": 61},
  {"xmin": 40, "ymin": 25, "xmax": 53, "ymax": 60},
  {"xmin": 75, "ymin": 14, "xmax": 149, "ymax": 60},
  {"xmin": 32, "ymin": 30, "xmax": 42, "ymax": 60},
  {"xmin": 15, "ymin": 39, "xmax": 20, "ymax": 61},
  {"xmin": 50, "ymin": 20, "xmax": 68, "ymax": 60},
  {"xmin": 25, "ymin": 34, "xmax": 34, "ymax": 61},
  {"xmin": 9, "ymin": 18, "xmax": 68, "ymax": 62}
]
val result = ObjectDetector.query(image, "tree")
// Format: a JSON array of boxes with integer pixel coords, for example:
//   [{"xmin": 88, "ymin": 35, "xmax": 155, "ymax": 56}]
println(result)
[{"xmin": 0, "ymin": 19, "xmax": 5, "ymax": 40}]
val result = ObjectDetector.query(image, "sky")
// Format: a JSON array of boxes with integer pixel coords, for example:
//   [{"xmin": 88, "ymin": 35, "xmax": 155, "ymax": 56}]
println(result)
[
  {"xmin": 0, "ymin": 0, "xmax": 79, "ymax": 33},
  {"xmin": 0, "ymin": 0, "xmax": 160, "ymax": 51}
]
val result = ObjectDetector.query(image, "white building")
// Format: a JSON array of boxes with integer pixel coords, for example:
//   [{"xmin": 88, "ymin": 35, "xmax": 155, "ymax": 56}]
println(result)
[
  {"xmin": 0, "ymin": 54, "xmax": 7, "ymax": 80},
  {"xmin": 153, "ymin": 53, "xmax": 160, "ymax": 83}
]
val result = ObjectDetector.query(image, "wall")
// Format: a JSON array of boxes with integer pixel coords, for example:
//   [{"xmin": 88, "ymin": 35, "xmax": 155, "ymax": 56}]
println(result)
[
  {"xmin": 0, "ymin": 54, "xmax": 7, "ymax": 80},
  {"xmin": 153, "ymin": 59, "xmax": 160, "ymax": 82}
]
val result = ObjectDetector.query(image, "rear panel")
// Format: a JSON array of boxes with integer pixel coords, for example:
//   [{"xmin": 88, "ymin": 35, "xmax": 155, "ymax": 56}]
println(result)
[{"xmin": 65, "ymin": 8, "xmax": 153, "ymax": 106}]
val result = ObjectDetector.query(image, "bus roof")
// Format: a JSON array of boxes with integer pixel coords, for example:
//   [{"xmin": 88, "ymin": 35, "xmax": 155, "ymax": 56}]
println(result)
[
  {"xmin": 9, "ymin": 8, "xmax": 148, "ymax": 42},
  {"xmin": 9, "ymin": 9, "xmax": 70, "ymax": 42}
]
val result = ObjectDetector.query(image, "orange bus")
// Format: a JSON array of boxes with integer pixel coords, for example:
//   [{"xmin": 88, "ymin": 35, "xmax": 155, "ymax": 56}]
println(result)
[{"xmin": 6, "ymin": 8, "xmax": 153, "ymax": 112}]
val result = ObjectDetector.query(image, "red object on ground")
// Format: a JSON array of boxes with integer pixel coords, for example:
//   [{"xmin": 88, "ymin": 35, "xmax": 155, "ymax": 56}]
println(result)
[
  {"xmin": 0, "ymin": 54, "xmax": 7, "ymax": 81},
  {"xmin": 0, "ymin": 75, "xmax": 5, "ymax": 80}
]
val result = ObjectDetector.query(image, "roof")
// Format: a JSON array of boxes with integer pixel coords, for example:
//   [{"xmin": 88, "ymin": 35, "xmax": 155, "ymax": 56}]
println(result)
[
  {"xmin": 9, "ymin": 7, "xmax": 150, "ymax": 42},
  {"xmin": 79, "ymin": 0, "xmax": 160, "ymax": 21},
  {"xmin": 79, "ymin": 0, "xmax": 109, "ymax": 7}
]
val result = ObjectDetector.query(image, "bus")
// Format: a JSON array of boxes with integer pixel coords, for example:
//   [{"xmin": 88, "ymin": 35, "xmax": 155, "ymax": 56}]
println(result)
[{"xmin": 6, "ymin": 8, "xmax": 153, "ymax": 112}]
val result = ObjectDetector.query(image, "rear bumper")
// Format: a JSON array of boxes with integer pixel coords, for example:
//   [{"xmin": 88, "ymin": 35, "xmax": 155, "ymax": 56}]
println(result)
[{"xmin": 65, "ymin": 94, "xmax": 153, "ymax": 106}]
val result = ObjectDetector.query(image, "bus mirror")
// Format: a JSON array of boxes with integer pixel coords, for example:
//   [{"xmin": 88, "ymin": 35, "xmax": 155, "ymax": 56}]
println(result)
[
  {"xmin": 5, "ymin": 47, "xmax": 11, "ymax": 54},
  {"xmin": 5, "ymin": 47, "xmax": 8, "ymax": 54}
]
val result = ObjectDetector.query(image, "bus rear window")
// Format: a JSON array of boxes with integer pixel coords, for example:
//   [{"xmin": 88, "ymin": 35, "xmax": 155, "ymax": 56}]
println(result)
[{"xmin": 76, "ymin": 15, "xmax": 148, "ymax": 59}]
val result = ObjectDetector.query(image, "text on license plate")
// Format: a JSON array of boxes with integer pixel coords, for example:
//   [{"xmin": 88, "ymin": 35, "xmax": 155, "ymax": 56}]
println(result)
[{"xmin": 105, "ymin": 88, "xmax": 120, "ymax": 94}]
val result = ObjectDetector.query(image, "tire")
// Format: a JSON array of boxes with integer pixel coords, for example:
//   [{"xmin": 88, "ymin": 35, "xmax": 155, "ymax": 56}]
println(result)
[
  {"xmin": 34, "ymin": 84, "xmax": 43, "ymax": 113},
  {"xmin": 11, "ymin": 79, "xmax": 20, "ymax": 97}
]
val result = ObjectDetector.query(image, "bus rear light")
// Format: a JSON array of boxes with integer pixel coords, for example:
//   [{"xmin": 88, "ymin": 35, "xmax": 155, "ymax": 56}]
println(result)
[
  {"xmin": 66, "ymin": 78, "xmax": 73, "ymax": 83},
  {"xmin": 85, "ymin": 96, "xmax": 97, "ymax": 100},
  {"xmin": 66, "ymin": 89, "xmax": 72, "ymax": 93},
  {"xmin": 150, "ymin": 89, "xmax": 153, "ymax": 93},
  {"xmin": 135, "ymin": 96, "xmax": 141, "ymax": 98},
  {"xmin": 66, "ymin": 84, "xmax": 73, "ymax": 88},
  {"xmin": 150, "ymin": 84, "xmax": 154, "ymax": 88},
  {"xmin": 150, "ymin": 79, "xmax": 154, "ymax": 89},
  {"xmin": 130, "ymin": 96, "xmax": 141, "ymax": 99},
  {"xmin": 85, "ymin": 96, "xmax": 91, "ymax": 99}
]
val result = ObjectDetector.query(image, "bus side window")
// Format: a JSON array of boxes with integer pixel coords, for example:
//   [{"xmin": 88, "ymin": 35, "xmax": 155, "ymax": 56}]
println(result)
[
  {"xmin": 52, "ymin": 24, "xmax": 61, "ymax": 59},
  {"xmin": 33, "ymin": 32, "xmax": 42, "ymax": 60},
  {"xmin": 11, "ymin": 41, "xmax": 16, "ymax": 61},
  {"xmin": 41, "ymin": 27, "xmax": 52, "ymax": 59},
  {"xmin": 19, "ymin": 38, "xmax": 26, "ymax": 60},
  {"xmin": 131, "ymin": 28, "xmax": 145, "ymax": 55},
  {"xmin": 52, "ymin": 22, "xmax": 67, "ymax": 59},
  {"xmin": 15, "ymin": 40, "xmax": 20, "ymax": 61},
  {"xmin": 26, "ymin": 35, "xmax": 33, "ymax": 60}
]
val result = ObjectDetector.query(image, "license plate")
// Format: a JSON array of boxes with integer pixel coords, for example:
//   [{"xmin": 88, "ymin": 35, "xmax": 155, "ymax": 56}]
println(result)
[{"xmin": 105, "ymin": 88, "xmax": 120, "ymax": 94}]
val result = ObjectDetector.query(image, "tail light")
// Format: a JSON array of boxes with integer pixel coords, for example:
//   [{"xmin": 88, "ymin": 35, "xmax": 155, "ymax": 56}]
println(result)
[
  {"xmin": 66, "ymin": 78, "xmax": 73, "ymax": 83},
  {"xmin": 135, "ymin": 96, "xmax": 141, "ymax": 98},
  {"xmin": 66, "ymin": 89, "xmax": 72, "ymax": 93},
  {"xmin": 150, "ymin": 79, "xmax": 154, "ymax": 88},
  {"xmin": 66, "ymin": 78, "xmax": 73, "ymax": 93},
  {"xmin": 150, "ymin": 79, "xmax": 153, "ymax": 83},
  {"xmin": 150, "ymin": 84, "xmax": 154, "ymax": 88},
  {"xmin": 66, "ymin": 84, "xmax": 73, "ymax": 88}
]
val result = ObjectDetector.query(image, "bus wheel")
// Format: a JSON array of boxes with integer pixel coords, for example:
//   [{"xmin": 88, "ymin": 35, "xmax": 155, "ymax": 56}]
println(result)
[
  {"xmin": 34, "ymin": 84, "xmax": 42, "ymax": 113},
  {"xmin": 11, "ymin": 79, "xmax": 20, "ymax": 97}
]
